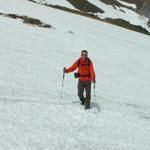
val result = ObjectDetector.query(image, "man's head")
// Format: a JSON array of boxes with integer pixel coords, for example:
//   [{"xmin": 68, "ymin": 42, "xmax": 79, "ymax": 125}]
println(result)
[{"xmin": 81, "ymin": 50, "xmax": 88, "ymax": 60}]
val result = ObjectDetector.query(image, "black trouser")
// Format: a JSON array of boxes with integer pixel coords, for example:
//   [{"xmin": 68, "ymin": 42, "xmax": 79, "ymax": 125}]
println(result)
[{"xmin": 78, "ymin": 80, "xmax": 91, "ymax": 109}]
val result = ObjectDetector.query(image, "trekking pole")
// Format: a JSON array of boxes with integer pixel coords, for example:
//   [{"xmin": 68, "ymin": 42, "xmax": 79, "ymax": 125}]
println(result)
[
  {"xmin": 60, "ymin": 68, "xmax": 65, "ymax": 104},
  {"xmin": 93, "ymin": 82, "xmax": 96, "ymax": 101}
]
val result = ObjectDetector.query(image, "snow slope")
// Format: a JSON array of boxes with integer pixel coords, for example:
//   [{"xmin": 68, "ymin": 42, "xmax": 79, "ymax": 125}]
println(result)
[
  {"xmin": 31, "ymin": 0, "xmax": 150, "ymax": 33},
  {"xmin": 88, "ymin": 0, "xmax": 150, "ymax": 32},
  {"xmin": 0, "ymin": 0, "xmax": 150, "ymax": 149}
]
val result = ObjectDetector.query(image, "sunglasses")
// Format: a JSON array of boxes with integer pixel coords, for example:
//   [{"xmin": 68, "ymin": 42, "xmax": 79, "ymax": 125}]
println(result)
[{"xmin": 81, "ymin": 53, "xmax": 87, "ymax": 57}]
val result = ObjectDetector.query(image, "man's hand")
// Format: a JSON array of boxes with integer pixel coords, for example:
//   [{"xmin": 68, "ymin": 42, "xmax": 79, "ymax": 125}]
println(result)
[
  {"xmin": 92, "ymin": 80, "xmax": 96, "ymax": 83},
  {"xmin": 63, "ymin": 67, "xmax": 66, "ymax": 73}
]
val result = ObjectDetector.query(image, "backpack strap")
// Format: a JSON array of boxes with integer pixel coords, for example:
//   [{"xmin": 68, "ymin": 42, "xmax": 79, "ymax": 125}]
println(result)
[
  {"xmin": 87, "ymin": 58, "xmax": 91, "ymax": 66},
  {"xmin": 77, "ymin": 58, "xmax": 91, "ymax": 67},
  {"xmin": 77, "ymin": 58, "xmax": 80, "ymax": 67}
]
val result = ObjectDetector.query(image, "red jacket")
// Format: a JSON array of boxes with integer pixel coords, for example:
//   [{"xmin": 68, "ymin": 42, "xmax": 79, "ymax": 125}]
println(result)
[{"xmin": 66, "ymin": 57, "xmax": 95, "ymax": 82}]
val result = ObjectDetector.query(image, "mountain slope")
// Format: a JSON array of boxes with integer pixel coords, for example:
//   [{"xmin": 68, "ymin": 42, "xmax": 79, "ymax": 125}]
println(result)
[
  {"xmin": 0, "ymin": 0, "xmax": 150, "ymax": 150},
  {"xmin": 31, "ymin": 0, "xmax": 150, "ymax": 35}
]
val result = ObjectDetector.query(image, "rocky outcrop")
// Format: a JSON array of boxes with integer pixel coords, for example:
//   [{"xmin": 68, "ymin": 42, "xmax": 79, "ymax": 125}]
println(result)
[
  {"xmin": 138, "ymin": 0, "xmax": 150, "ymax": 27},
  {"xmin": 138, "ymin": 0, "xmax": 150, "ymax": 17},
  {"xmin": 66, "ymin": 0, "xmax": 104, "ymax": 13}
]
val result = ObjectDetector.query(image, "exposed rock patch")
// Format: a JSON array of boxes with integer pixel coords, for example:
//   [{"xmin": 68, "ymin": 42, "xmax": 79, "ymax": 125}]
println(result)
[{"xmin": 0, "ymin": 12, "xmax": 53, "ymax": 29}]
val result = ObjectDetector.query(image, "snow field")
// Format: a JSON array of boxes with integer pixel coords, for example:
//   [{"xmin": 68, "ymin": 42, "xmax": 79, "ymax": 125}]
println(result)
[{"xmin": 0, "ymin": 0, "xmax": 150, "ymax": 149}]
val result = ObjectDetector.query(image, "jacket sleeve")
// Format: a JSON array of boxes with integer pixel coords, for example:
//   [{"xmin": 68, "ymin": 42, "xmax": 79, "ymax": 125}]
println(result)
[
  {"xmin": 90, "ymin": 61, "xmax": 96, "ymax": 81},
  {"xmin": 65, "ymin": 60, "xmax": 78, "ymax": 73}
]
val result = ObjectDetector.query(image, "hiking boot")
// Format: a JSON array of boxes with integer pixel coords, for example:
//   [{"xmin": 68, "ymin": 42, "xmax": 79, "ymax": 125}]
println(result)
[
  {"xmin": 80, "ymin": 100, "xmax": 85, "ymax": 105},
  {"xmin": 80, "ymin": 98, "xmax": 85, "ymax": 105},
  {"xmin": 85, "ymin": 99, "xmax": 90, "ymax": 109},
  {"xmin": 85, "ymin": 106, "xmax": 90, "ymax": 110}
]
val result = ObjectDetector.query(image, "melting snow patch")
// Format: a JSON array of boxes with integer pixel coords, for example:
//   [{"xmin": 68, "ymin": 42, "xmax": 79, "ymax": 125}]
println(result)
[
  {"xmin": 34, "ymin": 0, "xmax": 76, "ymax": 10},
  {"xmin": 117, "ymin": 0, "xmax": 137, "ymax": 9}
]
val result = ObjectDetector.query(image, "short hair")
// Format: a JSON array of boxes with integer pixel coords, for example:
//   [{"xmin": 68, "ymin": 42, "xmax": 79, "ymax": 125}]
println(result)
[{"xmin": 81, "ymin": 50, "xmax": 88, "ymax": 54}]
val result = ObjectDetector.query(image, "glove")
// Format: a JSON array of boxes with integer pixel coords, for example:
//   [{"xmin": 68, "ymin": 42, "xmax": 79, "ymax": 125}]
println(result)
[
  {"xmin": 63, "ymin": 67, "xmax": 66, "ymax": 73},
  {"xmin": 92, "ymin": 80, "xmax": 96, "ymax": 83}
]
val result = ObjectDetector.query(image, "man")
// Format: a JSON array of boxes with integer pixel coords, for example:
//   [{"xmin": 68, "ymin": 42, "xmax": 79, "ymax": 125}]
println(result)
[{"xmin": 64, "ymin": 50, "xmax": 96, "ymax": 109}]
